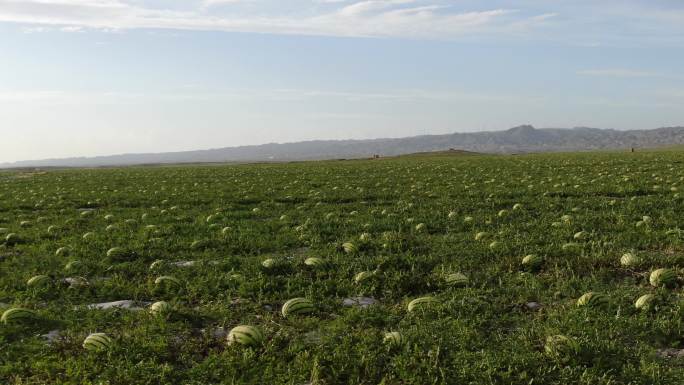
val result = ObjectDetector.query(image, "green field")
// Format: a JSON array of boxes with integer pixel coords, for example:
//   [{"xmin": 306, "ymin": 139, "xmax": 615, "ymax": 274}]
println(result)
[{"xmin": 2, "ymin": 150, "xmax": 684, "ymax": 384}]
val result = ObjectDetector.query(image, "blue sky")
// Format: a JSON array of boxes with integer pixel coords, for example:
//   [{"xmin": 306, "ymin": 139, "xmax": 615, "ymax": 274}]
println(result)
[{"xmin": 1, "ymin": 0, "xmax": 683, "ymax": 162}]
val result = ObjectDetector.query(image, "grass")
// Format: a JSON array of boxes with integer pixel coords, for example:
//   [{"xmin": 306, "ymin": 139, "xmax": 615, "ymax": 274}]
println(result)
[{"xmin": 1, "ymin": 150, "xmax": 684, "ymax": 384}]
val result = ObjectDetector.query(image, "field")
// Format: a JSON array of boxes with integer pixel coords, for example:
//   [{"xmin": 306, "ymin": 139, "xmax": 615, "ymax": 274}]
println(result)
[{"xmin": 2, "ymin": 150, "xmax": 684, "ymax": 385}]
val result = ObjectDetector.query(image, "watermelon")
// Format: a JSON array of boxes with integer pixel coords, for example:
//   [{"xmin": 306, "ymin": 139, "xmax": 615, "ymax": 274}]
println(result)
[
  {"xmin": 544, "ymin": 335, "xmax": 578, "ymax": 361},
  {"xmin": 281, "ymin": 298, "xmax": 314, "ymax": 318},
  {"xmin": 635, "ymin": 294, "xmax": 656, "ymax": 311},
  {"xmin": 261, "ymin": 258, "xmax": 279, "ymax": 270},
  {"xmin": 1, "ymin": 308, "xmax": 36, "ymax": 324},
  {"xmin": 573, "ymin": 231, "xmax": 588, "ymax": 240},
  {"xmin": 407, "ymin": 296, "xmax": 439, "ymax": 312},
  {"xmin": 561, "ymin": 242, "xmax": 582, "ymax": 251},
  {"xmin": 227, "ymin": 325, "xmax": 264, "ymax": 347},
  {"xmin": 149, "ymin": 301, "xmax": 172, "ymax": 317},
  {"xmin": 106, "ymin": 247, "xmax": 130, "ymax": 261},
  {"xmin": 576, "ymin": 292, "xmax": 609, "ymax": 308},
  {"xmin": 354, "ymin": 271, "xmax": 374, "ymax": 284},
  {"xmin": 149, "ymin": 259, "xmax": 165, "ymax": 270},
  {"xmin": 650, "ymin": 268, "xmax": 676, "ymax": 287},
  {"xmin": 521, "ymin": 254, "xmax": 543, "ymax": 270},
  {"xmin": 55, "ymin": 247, "xmax": 70, "ymax": 257},
  {"xmin": 383, "ymin": 331, "xmax": 404, "ymax": 347},
  {"xmin": 65, "ymin": 260, "xmax": 83, "ymax": 272},
  {"xmin": 154, "ymin": 276, "xmax": 182, "ymax": 290},
  {"xmin": 342, "ymin": 242, "xmax": 358, "ymax": 254},
  {"xmin": 5, "ymin": 233, "xmax": 23, "ymax": 246},
  {"xmin": 620, "ymin": 252, "xmax": 640, "ymax": 267},
  {"xmin": 27, "ymin": 275, "xmax": 51, "ymax": 288},
  {"xmin": 445, "ymin": 272, "xmax": 469, "ymax": 287},
  {"xmin": 190, "ymin": 239, "xmax": 209, "ymax": 250},
  {"xmin": 80, "ymin": 210, "xmax": 95, "ymax": 218},
  {"xmin": 304, "ymin": 257, "xmax": 328, "ymax": 269},
  {"xmin": 83, "ymin": 333, "xmax": 112, "ymax": 351}
]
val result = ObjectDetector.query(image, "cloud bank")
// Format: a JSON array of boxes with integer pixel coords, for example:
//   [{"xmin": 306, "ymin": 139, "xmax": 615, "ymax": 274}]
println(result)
[{"xmin": 0, "ymin": 0, "xmax": 552, "ymax": 39}]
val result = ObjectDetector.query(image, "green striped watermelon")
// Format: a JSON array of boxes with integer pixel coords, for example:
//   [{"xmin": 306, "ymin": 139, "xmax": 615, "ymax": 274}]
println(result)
[
  {"xmin": 281, "ymin": 298, "xmax": 314, "ymax": 318},
  {"xmin": 383, "ymin": 331, "xmax": 404, "ymax": 347},
  {"xmin": 576, "ymin": 292, "xmax": 609, "ymax": 308},
  {"xmin": 445, "ymin": 272, "xmax": 469, "ymax": 287},
  {"xmin": 83, "ymin": 333, "xmax": 112, "ymax": 351},
  {"xmin": 521, "ymin": 254, "xmax": 543, "ymax": 270},
  {"xmin": 620, "ymin": 252, "xmax": 640, "ymax": 267},
  {"xmin": 5, "ymin": 233, "xmax": 23, "ymax": 246},
  {"xmin": 544, "ymin": 335, "xmax": 578, "ymax": 362},
  {"xmin": 149, "ymin": 301, "xmax": 173, "ymax": 317},
  {"xmin": 154, "ymin": 276, "xmax": 182, "ymax": 290},
  {"xmin": 354, "ymin": 271, "xmax": 374, "ymax": 284},
  {"xmin": 650, "ymin": 268, "xmax": 677, "ymax": 287},
  {"xmin": 261, "ymin": 258, "xmax": 279, "ymax": 270},
  {"xmin": 149, "ymin": 259, "xmax": 165, "ymax": 270},
  {"xmin": 27, "ymin": 275, "xmax": 51, "ymax": 288},
  {"xmin": 106, "ymin": 247, "xmax": 130, "ymax": 261},
  {"xmin": 55, "ymin": 247, "xmax": 70, "ymax": 257},
  {"xmin": 407, "ymin": 296, "xmax": 439, "ymax": 312},
  {"xmin": 304, "ymin": 257, "xmax": 328, "ymax": 269},
  {"xmin": 1, "ymin": 308, "xmax": 36, "ymax": 324},
  {"xmin": 635, "ymin": 294, "xmax": 656, "ymax": 311},
  {"xmin": 227, "ymin": 325, "xmax": 264, "ymax": 346},
  {"xmin": 342, "ymin": 242, "xmax": 358, "ymax": 254},
  {"xmin": 65, "ymin": 260, "xmax": 83, "ymax": 272}
]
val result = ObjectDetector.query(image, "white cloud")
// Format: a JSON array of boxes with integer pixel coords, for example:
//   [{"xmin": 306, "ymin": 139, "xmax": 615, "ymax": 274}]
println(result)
[
  {"xmin": 0, "ymin": 0, "xmax": 551, "ymax": 39},
  {"xmin": 0, "ymin": 87, "xmax": 542, "ymax": 106},
  {"xmin": 577, "ymin": 69, "xmax": 661, "ymax": 78}
]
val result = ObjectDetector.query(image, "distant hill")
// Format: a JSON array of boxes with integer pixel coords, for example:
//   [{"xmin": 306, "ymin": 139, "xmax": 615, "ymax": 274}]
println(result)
[{"xmin": 3, "ymin": 125, "xmax": 684, "ymax": 168}]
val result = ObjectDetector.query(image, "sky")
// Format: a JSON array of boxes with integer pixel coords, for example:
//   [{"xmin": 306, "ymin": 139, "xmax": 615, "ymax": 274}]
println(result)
[{"xmin": 1, "ymin": 0, "xmax": 684, "ymax": 163}]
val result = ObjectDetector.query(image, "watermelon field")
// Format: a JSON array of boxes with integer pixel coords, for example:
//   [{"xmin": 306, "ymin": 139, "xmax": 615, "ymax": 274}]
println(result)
[{"xmin": 2, "ymin": 150, "xmax": 684, "ymax": 384}]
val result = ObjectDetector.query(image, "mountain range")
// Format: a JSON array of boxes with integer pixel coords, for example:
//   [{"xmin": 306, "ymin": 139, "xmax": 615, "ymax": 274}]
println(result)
[{"xmin": 3, "ymin": 125, "xmax": 684, "ymax": 168}]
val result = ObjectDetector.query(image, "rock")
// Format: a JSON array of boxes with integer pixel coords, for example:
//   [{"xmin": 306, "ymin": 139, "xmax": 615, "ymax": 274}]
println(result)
[
  {"xmin": 63, "ymin": 277, "xmax": 89, "ymax": 288},
  {"xmin": 656, "ymin": 348, "xmax": 684, "ymax": 359},
  {"xmin": 41, "ymin": 329, "xmax": 61, "ymax": 344},
  {"xmin": 303, "ymin": 330, "xmax": 324, "ymax": 345},
  {"xmin": 208, "ymin": 327, "xmax": 228, "ymax": 340},
  {"xmin": 525, "ymin": 302, "xmax": 542, "ymax": 311},
  {"xmin": 172, "ymin": 260, "xmax": 197, "ymax": 267},
  {"xmin": 342, "ymin": 297, "xmax": 378, "ymax": 308},
  {"xmin": 83, "ymin": 300, "xmax": 150, "ymax": 311}
]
